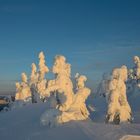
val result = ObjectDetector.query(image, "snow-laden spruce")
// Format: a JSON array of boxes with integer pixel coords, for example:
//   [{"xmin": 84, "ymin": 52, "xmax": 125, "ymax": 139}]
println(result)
[
  {"xmin": 36, "ymin": 52, "xmax": 49, "ymax": 99},
  {"xmin": 15, "ymin": 52, "xmax": 49, "ymax": 104},
  {"xmin": 13, "ymin": 51, "xmax": 140, "ymax": 126},
  {"xmin": 14, "ymin": 52, "xmax": 91, "ymax": 125},
  {"xmin": 44, "ymin": 55, "xmax": 74, "ymax": 111},
  {"xmin": 106, "ymin": 66, "xmax": 132, "ymax": 124},
  {"xmin": 15, "ymin": 73, "xmax": 32, "ymax": 102},
  {"xmin": 127, "ymin": 56, "xmax": 140, "ymax": 96},
  {"xmin": 40, "ymin": 56, "xmax": 91, "ymax": 126}
]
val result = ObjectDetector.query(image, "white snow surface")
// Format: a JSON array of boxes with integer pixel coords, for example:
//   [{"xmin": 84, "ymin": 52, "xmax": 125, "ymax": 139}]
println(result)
[
  {"xmin": 120, "ymin": 135, "xmax": 140, "ymax": 140},
  {"xmin": 0, "ymin": 97, "xmax": 140, "ymax": 140}
]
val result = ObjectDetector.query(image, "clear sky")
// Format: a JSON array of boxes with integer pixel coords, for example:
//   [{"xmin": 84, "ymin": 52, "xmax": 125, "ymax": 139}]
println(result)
[{"xmin": 0, "ymin": 0, "xmax": 140, "ymax": 94}]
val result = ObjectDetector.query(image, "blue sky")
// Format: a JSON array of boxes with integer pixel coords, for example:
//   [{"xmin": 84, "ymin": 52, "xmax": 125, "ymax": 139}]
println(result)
[{"xmin": 0, "ymin": 0, "xmax": 140, "ymax": 93}]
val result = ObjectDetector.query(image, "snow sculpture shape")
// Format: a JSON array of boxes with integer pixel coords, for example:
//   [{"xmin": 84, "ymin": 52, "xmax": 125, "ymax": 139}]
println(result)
[
  {"xmin": 106, "ymin": 66, "xmax": 132, "ymax": 124},
  {"xmin": 45, "ymin": 55, "xmax": 74, "ymax": 111},
  {"xmin": 41, "ymin": 74, "xmax": 91, "ymax": 126}
]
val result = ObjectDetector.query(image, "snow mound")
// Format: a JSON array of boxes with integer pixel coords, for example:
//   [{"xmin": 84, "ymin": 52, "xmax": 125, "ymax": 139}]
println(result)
[{"xmin": 120, "ymin": 135, "xmax": 140, "ymax": 140}]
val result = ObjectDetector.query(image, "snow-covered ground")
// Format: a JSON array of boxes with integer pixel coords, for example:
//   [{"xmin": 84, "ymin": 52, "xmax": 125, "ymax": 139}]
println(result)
[{"xmin": 0, "ymin": 96, "xmax": 140, "ymax": 140}]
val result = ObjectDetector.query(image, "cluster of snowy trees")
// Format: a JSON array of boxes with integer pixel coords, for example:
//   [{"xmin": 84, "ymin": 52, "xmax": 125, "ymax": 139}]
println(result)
[
  {"xmin": 127, "ymin": 56, "xmax": 140, "ymax": 95},
  {"xmin": 97, "ymin": 56, "xmax": 140, "ymax": 124},
  {"xmin": 14, "ymin": 52, "xmax": 91, "ymax": 126},
  {"xmin": 15, "ymin": 52, "xmax": 49, "ymax": 103},
  {"xmin": 13, "ymin": 52, "xmax": 139, "ymax": 126}
]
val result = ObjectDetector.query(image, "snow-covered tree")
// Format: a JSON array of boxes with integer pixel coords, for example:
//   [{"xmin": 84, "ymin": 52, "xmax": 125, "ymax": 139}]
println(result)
[
  {"xmin": 15, "ymin": 73, "xmax": 32, "ymax": 102},
  {"xmin": 30, "ymin": 63, "xmax": 38, "ymax": 85},
  {"xmin": 29, "ymin": 63, "xmax": 41, "ymax": 103},
  {"xmin": 44, "ymin": 55, "xmax": 74, "ymax": 111},
  {"xmin": 13, "ymin": 73, "xmax": 32, "ymax": 109},
  {"xmin": 57, "ymin": 74, "xmax": 91, "ymax": 124},
  {"xmin": 133, "ymin": 56, "xmax": 140, "ymax": 80},
  {"xmin": 38, "ymin": 51, "xmax": 49, "ymax": 81},
  {"xmin": 36, "ymin": 52, "xmax": 49, "ymax": 99},
  {"xmin": 127, "ymin": 56, "xmax": 140, "ymax": 96},
  {"xmin": 15, "ymin": 82, "xmax": 22, "ymax": 101},
  {"xmin": 21, "ymin": 72, "xmax": 28, "ymax": 83},
  {"xmin": 119, "ymin": 66, "xmax": 132, "ymax": 123},
  {"xmin": 20, "ymin": 73, "xmax": 32, "ymax": 102},
  {"xmin": 41, "ymin": 74, "xmax": 91, "ymax": 126},
  {"xmin": 106, "ymin": 66, "xmax": 132, "ymax": 124}
]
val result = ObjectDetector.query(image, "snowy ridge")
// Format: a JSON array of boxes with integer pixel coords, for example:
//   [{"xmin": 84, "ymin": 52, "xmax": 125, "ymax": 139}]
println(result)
[{"xmin": 120, "ymin": 135, "xmax": 140, "ymax": 140}]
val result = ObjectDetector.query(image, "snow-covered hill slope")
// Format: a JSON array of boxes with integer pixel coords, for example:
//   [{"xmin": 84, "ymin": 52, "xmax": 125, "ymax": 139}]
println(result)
[
  {"xmin": 0, "ymin": 101, "xmax": 140, "ymax": 140},
  {"xmin": 120, "ymin": 135, "xmax": 140, "ymax": 140}
]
